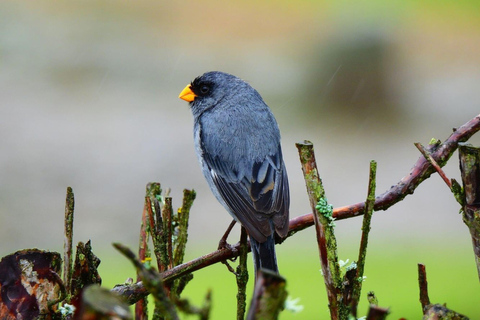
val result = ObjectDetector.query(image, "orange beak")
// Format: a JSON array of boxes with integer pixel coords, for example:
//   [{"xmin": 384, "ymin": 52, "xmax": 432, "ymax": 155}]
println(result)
[{"xmin": 178, "ymin": 84, "xmax": 197, "ymax": 102}]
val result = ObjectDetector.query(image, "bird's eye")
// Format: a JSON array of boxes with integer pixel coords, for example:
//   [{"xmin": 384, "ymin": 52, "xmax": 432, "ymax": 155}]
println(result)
[{"xmin": 200, "ymin": 85, "xmax": 210, "ymax": 95}]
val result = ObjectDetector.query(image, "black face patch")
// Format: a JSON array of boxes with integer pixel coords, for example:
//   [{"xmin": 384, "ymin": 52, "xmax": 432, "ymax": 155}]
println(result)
[{"xmin": 190, "ymin": 77, "xmax": 214, "ymax": 98}]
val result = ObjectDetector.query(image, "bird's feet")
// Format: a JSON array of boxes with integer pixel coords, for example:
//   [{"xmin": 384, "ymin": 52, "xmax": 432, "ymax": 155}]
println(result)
[
  {"xmin": 217, "ymin": 220, "xmax": 240, "ymax": 274},
  {"xmin": 217, "ymin": 219, "xmax": 237, "ymax": 252}
]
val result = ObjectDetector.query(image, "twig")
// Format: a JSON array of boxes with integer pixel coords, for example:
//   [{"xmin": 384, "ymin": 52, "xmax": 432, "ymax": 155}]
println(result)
[
  {"xmin": 235, "ymin": 227, "xmax": 249, "ymax": 320},
  {"xmin": 173, "ymin": 291, "xmax": 211, "ymax": 320},
  {"xmin": 173, "ymin": 189, "xmax": 196, "ymax": 267},
  {"xmin": 367, "ymin": 291, "xmax": 378, "ymax": 306},
  {"xmin": 246, "ymin": 270, "xmax": 287, "ymax": 320},
  {"xmin": 111, "ymin": 244, "xmax": 244, "ymax": 304},
  {"xmin": 63, "ymin": 186, "xmax": 74, "ymax": 297},
  {"xmin": 79, "ymin": 285, "xmax": 131, "ymax": 320},
  {"xmin": 137, "ymin": 183, "xmax": 162, "ymax": 319},
  {"xmin": 296, "ymin": 141, "xmax": 341, "ymax": 320},
  {"xmin": 136, "ymin": 192, "xmax": 151, "ymax": 320},
  {"xmin": 143, "ymin": 182, "xmax": 163, "ymax": 272},
  {"xmin": 417, "ymin": 263, "xmax": 430, "ymax": 313},
  {"xmin": 146, "ymin": 196, "xmax": 164, "ymax": 272},
  {"xmin": 418, "ymin": 263, "xmax": 469, "ymax": 319},
  {"xmin": 351, "ymin": 160, "xmax": 377, "ymax": 316},
  {"xmin": 458, "ymin": 143, "xmax": 480, "ymax": 281},
  {"xmin": 170, "ymin": 189, "xmax": 196, "ymax": 298},
  {"xmin": 70, "ymin": 241, "xmax": 101, "ymax": 304},
  {"xmin": 414, "ymin": 142, "xmax": 452, "ymax": 188},
  {"xmin": 113, "ymin": 243, "xmax": 179, "ymax": 320},
  {"xmin": 163, "ymin": 197, "xmax": 174, "ymax": 270},
  {"xmin": 365, "ymin": 305, "xmax": 389, "ymax": 320},
  {"xmin": 423, "ymin": 304, "xmax": 470, "ymax": 319},
  {"xmin": 162, "ymin": 245, "xmax": 241, "ymax": 282},
  {"xmin": 112, "ymin": 281, "xmax": 149, "ymax": 305}
]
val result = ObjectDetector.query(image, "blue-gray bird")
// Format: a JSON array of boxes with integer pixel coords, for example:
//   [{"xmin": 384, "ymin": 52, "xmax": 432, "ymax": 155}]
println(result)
[{"xmin": 179, "ymin": 71, "xmax": 289, "ymax": 273}]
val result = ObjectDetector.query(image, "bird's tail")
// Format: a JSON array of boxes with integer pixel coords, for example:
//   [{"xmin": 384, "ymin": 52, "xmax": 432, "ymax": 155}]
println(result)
[{"xmin": 250, "ymin": 235, "xmax": 278, "ymax": 274}]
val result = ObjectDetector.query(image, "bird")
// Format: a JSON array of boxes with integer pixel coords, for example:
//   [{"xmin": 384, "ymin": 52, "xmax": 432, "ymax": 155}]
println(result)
[{"xmin": 178, "ymin": 71, "xmax": 289, "ymax": 274}]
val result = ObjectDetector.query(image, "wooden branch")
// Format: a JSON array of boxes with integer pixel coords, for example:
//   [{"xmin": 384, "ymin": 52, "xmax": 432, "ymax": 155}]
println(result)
[
  {"xmin": 163, "ymin": 197, "xmax": 174, "ymax": 270},
  {"xmin": 246, "ymin": 270, "xmax": 287, "ymax": 320},
  {"xmin": 136, "ymin": 193, "xmax": 151, "ymax": 320},
  {"xmin": 138, "ymin": 183, "xmax": 163, "ymax": 319},
  {"xmin": 423, "ymin": 304, "xmax": 469, "ymax": 319},
  {"xmin": 70, "ymin": 241, "xmax": 101, "ymax": 306},
  {"xmin": 414, "ymin": 142, "xmax": 452, "ymax": 188},
  {"xmin": 351, "ymin": 160, "xmax": 377, "ymax": 316},
  {"xmin": 78, "ymin": 285, "xmax": 131, "ymax": 320},
  {"xmin": 144, "ymin": 182, "xmax": 163, "ymax": 272},
  {"xmin": 112, "ymin": 281, "xmax": 148, "ymax": 305},
  {"xmin": 173, "ymin": 291, "xmax": 211, "ymax": 320},
  {"xmin": 296, "ymin": 141, "xmax": 341, "ymax": 320},
  {"xmin": 236, "ymin": 227, "xmax": 249, "ymax": 320},
  {"xmin": 171, "ymin": 189, "xmax": 196, "ymax": 298},
  {"xmin": 365, "ymin": 305, "xmax": 389, "ymax": 320},
  {"xmin": 290, "ymin": 113, "xmax": 480, "ymax": 227},
  {"xmin": 417, "ymin": 263, "xmax": 469, "ymax": 319},
  {"xmin": 417, "ymin": 263, "xmax": 430, "ymax": 313},
  {"xmin": 173, "ymin": 189, "xmax": 196, "ymax": 267},
  {"xmin": 114, "ymin": 243, "xmax": 179, "ymax": 320},
  {"xmin": 63, "ymin": 187, "xmax": 74, "ymax": 298},
  {"xmin": 113, "ymin": 114, "xmax": 480, "ymax": 305},
  {"xmin": 458, "ymin": 143, "xmax": 480, "ymax": 281}
]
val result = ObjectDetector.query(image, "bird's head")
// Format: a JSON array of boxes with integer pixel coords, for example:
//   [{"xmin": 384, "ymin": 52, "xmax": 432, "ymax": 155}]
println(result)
[{"xmin": 179, "ymin": 71, "xmax": 255, "ymax": 116}]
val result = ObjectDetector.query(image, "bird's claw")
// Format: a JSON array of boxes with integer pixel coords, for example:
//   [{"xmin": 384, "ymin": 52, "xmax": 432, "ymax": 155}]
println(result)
[
  {"xmin": 217, "ymin": 238, "xmax": 237, "ymax": 253},
  {"xmin": 217, "ymin": 219, "xmax": 237, "ymax": 251}
]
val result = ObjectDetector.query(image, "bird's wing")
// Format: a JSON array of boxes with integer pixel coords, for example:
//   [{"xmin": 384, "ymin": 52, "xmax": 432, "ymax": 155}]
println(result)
[{"xmin": 202, "ymin": 147, "xmax": 289, "ymax": 242}]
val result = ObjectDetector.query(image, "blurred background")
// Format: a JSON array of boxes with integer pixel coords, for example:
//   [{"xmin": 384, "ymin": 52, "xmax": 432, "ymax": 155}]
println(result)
[{"xmin": 1, "ymin": 0, "xmax": 479, "ymax": 318}]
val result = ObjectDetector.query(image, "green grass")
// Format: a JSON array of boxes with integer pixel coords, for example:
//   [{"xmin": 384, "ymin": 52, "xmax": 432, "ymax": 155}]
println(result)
[{"xmin": 100, "ymin": 237, "xmax": 479, "ymax": 319}]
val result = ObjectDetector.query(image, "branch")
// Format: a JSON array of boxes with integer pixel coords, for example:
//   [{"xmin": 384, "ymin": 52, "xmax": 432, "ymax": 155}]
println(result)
[
  {"xmin": 417, "ymin": 263, "xmax": 430, "ymax": 312},
  {"xmin": 136, "ymin": 189, "xmax": 153, "ymax": 320},
  {"xmin": 423, "ymin": 304, "xmax": 469, "ymax": 320},
  {"xmin": 289, "ymin": 113, "xmax": 480, "ymax": 229},
  {"xmin": 365, "ymin": 291, "xmax": 388, "ymax": 320},
  {"xmin": 350, "ymin": 160, "xmax": 377, "ymax": 316},
  {"xmin": 163, "ymin": 197, "xmax": 174, "ymax": 271},
  {"xmin": 417, "ymin": 263, "xmax": 469, "ymax": 319},
  {"xmin": 63, "ymin": 187, "xmax": 74, "ymax": 297},
  {"xmin": 414, "ymin": 142, "xmax": 452, "ymax": 188},
  {"xmin": 458, "ymin": 143, "xmax": 480, "ymax": 281},
  {"xmin": 296, "ymin": 141, "xmax": 341, "ymax": 320},
  {"xmin": 113, "ymin": 114, "xmax": 480, "ymax": 304},
  {"xmin": 78, "ymin": 285, "xmax": 131, "ymax": 320},
  {"xmin": 174, "ymin": 189, "xmax": 196, "ymax": 267},
  {"xmin": 236, "ymin": 227, "xmax": 249, "ymax": 320},
  {"xmin": 113, "ymin": 243, "xmax": 179, "ymax": 320},
  {"xmin": 246, "ymin": 270, "xmax": 287, "ymax": 320},
  {"xmin": 365, "ymin": 305, "xmax": 389, "ymax": 320}
]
